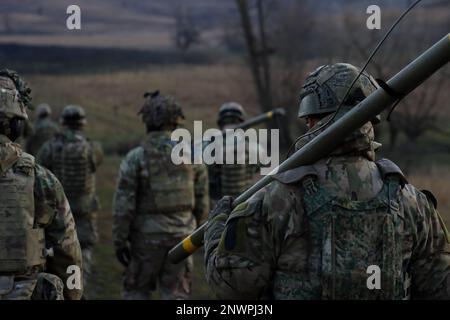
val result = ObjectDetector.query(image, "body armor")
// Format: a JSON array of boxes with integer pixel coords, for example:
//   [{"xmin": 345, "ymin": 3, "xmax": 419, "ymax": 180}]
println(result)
[
  {"xmin": 0, "ymin": 150, "xmax": 46, "ymax": 274},
  {"xmin": 220, "ymin": 164, "xmax": 250, "ymax": 198},
  {"xmin": 273, "ymin": 159, "xmax": 410, "ymax": 300},
  {"xmin": 49, "ymin": 131, "xmax": 96, "ymax": 214},
  {"xmin": 136, "ymin": 133, "xmax": 195, "ymax": 215}
]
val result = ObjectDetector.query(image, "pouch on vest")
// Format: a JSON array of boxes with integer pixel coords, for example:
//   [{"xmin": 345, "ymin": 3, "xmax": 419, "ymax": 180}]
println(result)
[
  {"xmin": 50, "ymin": 134, "xmax": 96, "ymax": 213},
  {"xmin": 0, "ymin": 154, "xmax": 46, "ymax": 274},
  {"xmin": 138, "ymin": 138, "xmax": 195, "ymax": 214},
  {"xmin": 302, "ymin": 174, "xmax": 407, "ymax": 300}
]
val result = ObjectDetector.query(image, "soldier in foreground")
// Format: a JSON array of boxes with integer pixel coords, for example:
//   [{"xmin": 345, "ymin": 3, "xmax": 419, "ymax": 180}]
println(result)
[
  {"xmin": 113, "ymin": 91, "xmax": 209, "ymax": 299},
  {"xmin": 204, "ymin": 63, "xmax": 450, "ymax": 299},
  {"xmin": 37, "ymin": 105, "xmax": 103, "ymax": 296},
  {"xmin": 0, "ymin": 69, "xmax": 82, "ymax": 300},
  {"xmin": 208, "ymin": 102, "xmax": 262, "ymax": 206},
  {"xmin": 26, "ymin": 103, "xmax": 59, "ymax": 156}
]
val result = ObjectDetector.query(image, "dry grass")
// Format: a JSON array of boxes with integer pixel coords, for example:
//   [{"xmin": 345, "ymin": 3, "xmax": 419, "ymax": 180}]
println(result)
[{"xmin": 25, "ymin": 64, "xmax": 258, "ymax": 152}]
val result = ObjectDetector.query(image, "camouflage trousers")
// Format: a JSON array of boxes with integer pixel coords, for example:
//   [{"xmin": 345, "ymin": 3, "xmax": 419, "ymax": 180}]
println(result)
[
  {"xmin": 73, "ymin": 212, "xmax": 98, "ymax": 298},
  {"xmin": 122, "ymin": 233, "xmax": 193, "ymax": 300},
  {"xmin": 0, "ymin": 273, "xmax": 64, "ymax": 300}
]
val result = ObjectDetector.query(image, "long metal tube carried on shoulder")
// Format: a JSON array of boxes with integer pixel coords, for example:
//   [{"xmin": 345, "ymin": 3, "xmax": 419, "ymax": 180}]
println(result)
[{"xmin": 168, "ymin": 34, "xmax": 450, "ymax": 264}]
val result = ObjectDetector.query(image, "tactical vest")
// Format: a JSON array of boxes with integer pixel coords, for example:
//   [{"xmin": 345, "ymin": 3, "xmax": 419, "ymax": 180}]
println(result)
[
  {"xmin": 272, "ymin": 158, "xmax": 411, "ymax": 300},
  {"xmin": 208, "ymin": 163, "xmax": 222, "ymax": 200},
  {"xmin": 50, "ymin": 132, "xmax": 96, "ymax": 214},
  {"xmin": 136, "ymin": 136, "xmax": 195, "ymax": 215},
  {"xmin": 0, "ymin": 153, "xmax": 46, "ymax": 274},
  {"xmin": 219, "ymin": 139, "xmax": 251, "ymax": 199},
  {"xmin": 221, "ymin": 164, "xmax": 250, "ymax": 198}
]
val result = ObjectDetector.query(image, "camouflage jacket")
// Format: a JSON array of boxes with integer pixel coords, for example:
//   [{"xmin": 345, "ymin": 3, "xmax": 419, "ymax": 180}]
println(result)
[
  {"xmin": 204, "ymin": 122, "xmax": 450, "ymax": 300},
  {"xmin": 0, "ymin": 134, "xmax": 83, "ymax": 300},
  {"xmin": 26, "ymin": 118, "xmax": 59, "ymax": 156},
  {"xmin": 36, "ymin": 128, "xmax": 103, "ymax": 215},
  {"xmin": 113, "ymin": 131, "xmax": 209, "ymax": 249}
]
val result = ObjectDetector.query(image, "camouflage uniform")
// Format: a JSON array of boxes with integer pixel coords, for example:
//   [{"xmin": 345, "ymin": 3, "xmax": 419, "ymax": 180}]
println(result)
[
  {"xmin": 37, "ymin": 105, "xmax": 103, "ymax": 293},
  {"xmin": 113, "ymin": 91, "xmax": 209, "ymax": 300},
  {"xmin": 26, "ymin": 104, "xmax": 59, "ymax": 156},
  {"xmin": 204, "ymin": 64, "xmax": 450, "ymax": 300},
  {"xmin": 0, "ymin": 70, "xmax": 83, "ymax": 300},
  {"xmin": 209, "ymin": 102, "xmax": 262, "ymax": 204}
]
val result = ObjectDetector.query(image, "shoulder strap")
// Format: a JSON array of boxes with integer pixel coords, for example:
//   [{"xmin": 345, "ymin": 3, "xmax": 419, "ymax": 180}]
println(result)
[
  {"xmin": 273, "ymin": 165, "xmax": 337, "ymax": 216},
  {"xmin": 376, "ymin": 158, "xmax": 407, "ymax": 187},
  {"xmin": 15, "ymin": 152, "xmax": 35, "ymax": 169},
  {"xmin": 374, "ymin": 159, "xmax": 404, "ymax": 216}
]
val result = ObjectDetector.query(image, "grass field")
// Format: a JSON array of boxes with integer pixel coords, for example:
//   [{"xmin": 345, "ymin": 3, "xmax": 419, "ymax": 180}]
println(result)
[{"xmin": 22, "ymin": 66, "xmax": 450, "ymax": 299}]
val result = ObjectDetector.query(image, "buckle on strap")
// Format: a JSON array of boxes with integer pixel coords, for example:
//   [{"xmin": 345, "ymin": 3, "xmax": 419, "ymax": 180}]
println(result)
[{"xmin": 302, "ymin": 177, "xmax": 318, "ymax": 196}]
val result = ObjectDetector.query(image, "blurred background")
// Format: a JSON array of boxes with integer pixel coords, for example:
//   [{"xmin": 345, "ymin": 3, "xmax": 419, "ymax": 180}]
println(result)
[{"xmin": 0, "ymin": 0, "xmax": 449, "ymax": 299}]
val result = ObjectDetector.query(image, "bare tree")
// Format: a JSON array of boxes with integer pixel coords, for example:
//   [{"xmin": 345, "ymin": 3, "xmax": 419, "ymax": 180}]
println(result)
[
  {"xmin": 268, "ymin": 0, "xmax": 315, "ymax": 140},
  {"xmin": 235, "ymin": 0, "xmax": 274, "ymax": 113},
  {"xmin": 340, "ymin": 6, "xmax": 449, "ymax": 149},
  {"xmin": 173, "ymin": 6, "xmax": 201, "ymax": 51},
  {"xmin": 235, "ymin": 0, "xmax": 303, "ymax": 152}
]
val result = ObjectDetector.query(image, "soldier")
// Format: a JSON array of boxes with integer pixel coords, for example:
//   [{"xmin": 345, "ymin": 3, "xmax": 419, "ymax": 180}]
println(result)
[
  {"xmin": 208, "ymin": 102, "xmax": 261, "ymax": 205},
  {"xmin": 0, "ymin": 69, "xmax": 83, "ymax": 300},
  {"xmin": 37, "ymin": 104, "xmax": 103, "ymax": 295},
  {"xmin": 113, "ymin": 91, "xmax": 209, "ymax": 300},
  {"xmin": 204, "ymin": 63, "xmax": 450, "ymax": 299},
  {"xmin": 26, "ymin": 103, "xmax": 59, "ymax": 156}
]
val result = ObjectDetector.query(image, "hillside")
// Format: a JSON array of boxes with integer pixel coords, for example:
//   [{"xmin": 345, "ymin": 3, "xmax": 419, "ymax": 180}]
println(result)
[{"xmin": 0, "ymin": 0, "xmax": 236, "ymax": 49}]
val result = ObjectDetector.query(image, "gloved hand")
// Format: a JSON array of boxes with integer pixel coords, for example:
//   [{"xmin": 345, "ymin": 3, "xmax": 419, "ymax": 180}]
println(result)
[
  {"xmin": 115, "ymin": 246, "xmax": 131, "ymax": 267},
  {"xmin": 209, "ymin": 196, "xmax": 233, "ymax": 220}
]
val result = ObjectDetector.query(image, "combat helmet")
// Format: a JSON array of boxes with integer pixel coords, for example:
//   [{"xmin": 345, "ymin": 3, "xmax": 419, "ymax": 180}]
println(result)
[
  {"xmin": 36, "ymin": 103, "xmax": 52, "ymax": 118},
  {"xmin": 138, "ymin": 91, "xmax": 185, "ymax": 131},
  {"xmin": 61, "ymin": 104, "xmax": 87, "ymax": 127},
  {"xmin": 0, "ymin": 69, "xmax": 31, "ymax": 121},
  {"xmin": 298, "ymin": 63, "xmax": 379, "ymax": 120},
  {"xmin": 217, "ymin": 102, "xmax": 245, "ymax": 127}
]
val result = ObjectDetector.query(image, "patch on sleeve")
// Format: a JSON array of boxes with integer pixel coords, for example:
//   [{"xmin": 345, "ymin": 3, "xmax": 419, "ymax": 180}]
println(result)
[
  {"xmin": 218, "ymin": 201, "xmax": 257, "ymax": 255},
  {"xmin": 219, "ymin": 217, "xmax": 249, "ymax": 254}
]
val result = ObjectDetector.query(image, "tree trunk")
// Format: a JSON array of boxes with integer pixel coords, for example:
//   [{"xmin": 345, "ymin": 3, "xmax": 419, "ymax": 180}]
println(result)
[{"xmin": 235, "ymin": 0, "xmax": 292, "ymax": 154}]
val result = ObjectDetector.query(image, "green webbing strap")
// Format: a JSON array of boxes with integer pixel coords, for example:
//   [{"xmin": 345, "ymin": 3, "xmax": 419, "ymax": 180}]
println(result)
[{"xmin": 386, "ymin": 176, "xmax": 401, "ymax": 214}]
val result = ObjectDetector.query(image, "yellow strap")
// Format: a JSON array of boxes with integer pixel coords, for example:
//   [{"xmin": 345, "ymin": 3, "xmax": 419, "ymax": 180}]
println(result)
[{"xmin": 182, "ymin": 237, "xmax": 197, "ymax": 254}]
